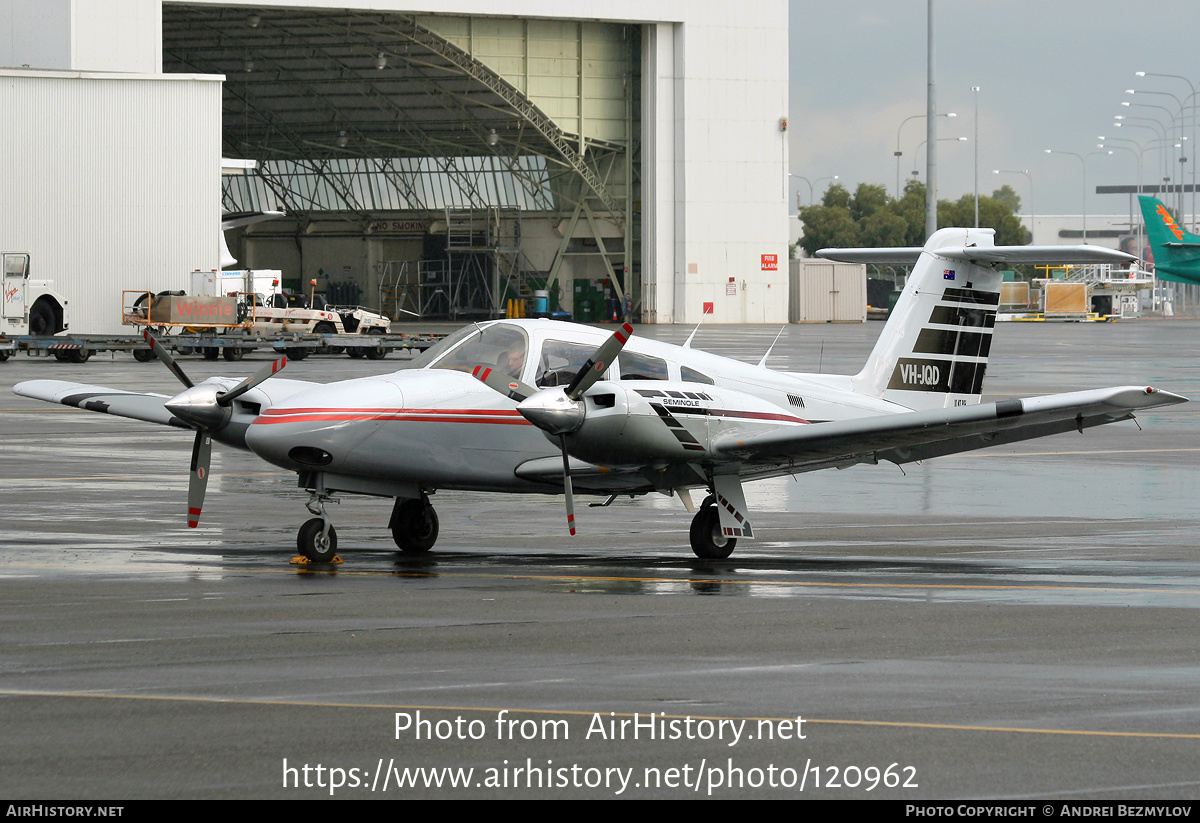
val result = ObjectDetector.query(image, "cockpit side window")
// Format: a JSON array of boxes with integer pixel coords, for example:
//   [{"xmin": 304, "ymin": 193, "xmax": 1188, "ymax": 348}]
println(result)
[
  {"xmin": 417, "ymin": 323, "xmax": 530, "ymax": 379},
  {"xmin": 536, "ymin": 339, "xmax": 610, "ymax": 388}
]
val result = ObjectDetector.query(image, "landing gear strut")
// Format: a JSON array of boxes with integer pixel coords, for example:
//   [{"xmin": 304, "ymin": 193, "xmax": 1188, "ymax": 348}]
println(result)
[
  {"xmin": 689, "ymin": 496, "xmax": 736, "ymax": 560},
  {"xmin": 390, "ymin": 495, "xmax": 438, "ymax": 554},
  {"xmin": 297, "ymin": 490, "xmax": 338, "ymax": 562}
]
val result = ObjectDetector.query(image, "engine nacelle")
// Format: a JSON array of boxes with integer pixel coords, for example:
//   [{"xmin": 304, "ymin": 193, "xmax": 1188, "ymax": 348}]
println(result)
[{"xmin": 551, "ymin": 380, "xmax": 808, "ymax": 467}]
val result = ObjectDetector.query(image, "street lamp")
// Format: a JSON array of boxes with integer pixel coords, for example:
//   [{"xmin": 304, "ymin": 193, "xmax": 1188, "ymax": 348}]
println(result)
[
  {"xmin": 1043, "ymin": 149, "xmax": 1112, "ymax": 242},
  {"xmin": 789, "ymin": 174, "xmax": 838, "ymax": 207},
  {"xmin": 972, "ymin": 86, "xmax": 981, "ymax": 227},
  {"xmin": 992, "ymin": 169, "xmax": 1034, "ymax": 243},
  {"xmin": 894, "ymin": 112, "xmax": 955, "ymax": 198},
  {"xmin": 912, "ymin": 137, "xmax": 967, "ymax": 179}
]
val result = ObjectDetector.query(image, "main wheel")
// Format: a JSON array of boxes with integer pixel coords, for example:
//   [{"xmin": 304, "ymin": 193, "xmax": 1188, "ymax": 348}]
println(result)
[
  {"xmin": 297, "ymin": 517, "xmax": 338, "ymax": 562},
  {"xmin": 203, "ymin": 347, "xmax": 219, "ymax": 360},
  {"xmin": 286, "ymin": 347, "xmax": 309, "ymax": 361},
  {"xmin": 347, "ymin": 348, "xmax": 365, "ymax": 359},
  {"xmin": 0, "ymin": 350, "xmax": 10, "ymax": 362},
  {"xmin": 222, "ymin": 347, "xmax": 243, "ymax": 361},
  {"xmin": 313, "ymin": 322, "xmax": 336, "ymax": 336},
  {"xmin": 364, "ymin": 345, "xmax": 387, "ymax": 360},
  {"xmin": 132, "ymin": 347, "xmax": 155, "ymax": 362},
  {"xmin": 390, "ymin": 498, "xmax": 439, "ymax": 553},
  {"xmin": 66, "ymin": 349, "xmax": 91, "ymax": 364},
  {"xmin": 689, "ymin": 503, "xmax": 736, "ymax": 560}
]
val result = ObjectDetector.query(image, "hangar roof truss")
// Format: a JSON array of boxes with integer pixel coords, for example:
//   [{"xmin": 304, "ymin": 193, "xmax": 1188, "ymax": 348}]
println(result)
[{"xmin": 163, "ymin": 4, "xmax": 634, "ymax": 222}]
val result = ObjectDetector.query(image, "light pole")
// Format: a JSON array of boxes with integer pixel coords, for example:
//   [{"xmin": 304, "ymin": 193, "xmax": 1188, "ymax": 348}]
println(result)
[
  {"xmin": 1137, "ymin": 71, "xmax": 1200, "ymax": 227},
  {"xmin": 992, "ymin": 169, "xmax": 1033, "ymax": 243},
  {"xmin": 912, "ymin": 137, "xmax": 967, "ymax": 179},
  {"xmin": 790, "ymin": 174, "xmax": 838, "ymax": 207},
  {"xmin": 972, "ymin": 85, "xmax": 981, "ymax": 227},
  {"xmin": 1098, "ymin": 139, "xmax": 1144, "ymax": 253},
  {"xmin": 1044, "ymin": 149, "xmax": 1089, "ymax": 242},
  {"xmin": 895, "ymin": 112, "xmax": 955, "ymax": 199}
]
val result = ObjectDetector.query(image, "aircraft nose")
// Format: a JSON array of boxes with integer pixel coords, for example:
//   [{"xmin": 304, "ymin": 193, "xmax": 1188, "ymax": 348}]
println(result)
[{"xmin": 245, "ymin": 377, "xmax": 405, "ymax": 471}]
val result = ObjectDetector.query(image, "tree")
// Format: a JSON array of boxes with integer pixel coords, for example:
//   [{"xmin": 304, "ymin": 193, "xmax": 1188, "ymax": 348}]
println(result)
[
  {"xmin": 991, "ymin": 184, "xmax": 1021, "ymax": 214},
  {"xmin": 796, "ymin": 177, "xmax": 1028, "ymax": 254}
]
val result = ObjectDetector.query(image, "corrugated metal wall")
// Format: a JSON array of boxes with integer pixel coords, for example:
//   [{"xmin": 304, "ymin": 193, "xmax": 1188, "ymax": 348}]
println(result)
[
  {"xmin": 788, "ymin": 259, "xmax": 867, "ymax": 323},
  {"xmin": 1, "ymin": 70, "xmax": 222, "ymax": 334}
]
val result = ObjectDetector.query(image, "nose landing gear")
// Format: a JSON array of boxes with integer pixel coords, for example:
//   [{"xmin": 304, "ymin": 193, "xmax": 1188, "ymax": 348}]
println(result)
[{"xmin": 295, "ymin": 490, "xmax": 341, "ymax": 563}]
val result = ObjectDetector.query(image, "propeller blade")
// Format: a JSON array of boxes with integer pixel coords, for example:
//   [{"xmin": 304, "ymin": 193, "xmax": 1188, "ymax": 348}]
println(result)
[
  {"xmin": 560, "ymin": 434, "xmax": 576, "ymax": 537},
  {"xmin": 143, "ymin": 330, "xmax": 194, "ymax": 390},
  {"xmin": 218, "ymin": 356, "xmax": 288, "ymax": 406},
  {"xmin": 471, "ymin": 365, "xmax": 538, "ymax": 403},
  {"xmin": 187, "ymin": 431, "xmax": 212, "ymax": 528},
  {"xmin": 565, "ymin": 322, "xmax": 633, "ymax": 401}
]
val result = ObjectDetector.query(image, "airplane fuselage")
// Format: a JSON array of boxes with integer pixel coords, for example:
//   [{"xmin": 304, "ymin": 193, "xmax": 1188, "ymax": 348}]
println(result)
[{"xmin": 232, "ymin": 320, "xmax": 905, "ymax": 498}]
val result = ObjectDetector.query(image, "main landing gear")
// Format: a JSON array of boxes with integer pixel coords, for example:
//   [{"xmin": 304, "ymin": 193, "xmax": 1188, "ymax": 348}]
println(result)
[
  {"xmin": 390, "ymin": 495, "xmax": 439, "ymax": 554},
  {"xmin": 689, "ymin": 495, "xmax": 736, "ymax": 560},
  {"xmin": 292, "ymin": 490, "xmax": 440, "ymax": 562}
]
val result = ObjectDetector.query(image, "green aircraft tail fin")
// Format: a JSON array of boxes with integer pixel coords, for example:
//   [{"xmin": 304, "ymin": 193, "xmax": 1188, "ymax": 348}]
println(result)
[{"xmin": 1138, "ymin": 196, "xmax": 1200, "ymax": 284}]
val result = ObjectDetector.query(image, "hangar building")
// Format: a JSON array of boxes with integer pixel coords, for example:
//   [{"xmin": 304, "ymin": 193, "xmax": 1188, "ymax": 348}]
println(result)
[{"xmin": 1, "ymin": 0, "xmax": 788, "ymax": 333}]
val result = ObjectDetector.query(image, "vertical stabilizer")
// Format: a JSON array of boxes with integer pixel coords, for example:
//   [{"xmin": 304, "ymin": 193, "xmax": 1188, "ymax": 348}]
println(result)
[
  {"xmin": 855, "ymin": 228, "xmax": 1000, "ymax": 409},
  {"xmin": 1138, "ymin": 195, "xmax": 1200, "ymax": 285},
  {"xmin": 816, "ymin": 228, "xmax": 1001, "ymax": 411}
]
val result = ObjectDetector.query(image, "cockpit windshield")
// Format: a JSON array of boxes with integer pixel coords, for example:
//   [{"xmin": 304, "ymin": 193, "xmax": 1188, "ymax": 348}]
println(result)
[{"xmin": 413, "ymin": 322, "xmax": 530, "ymax": 379}]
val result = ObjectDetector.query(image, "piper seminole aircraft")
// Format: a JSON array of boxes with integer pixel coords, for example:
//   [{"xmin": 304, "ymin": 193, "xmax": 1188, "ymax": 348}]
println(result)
[{"xmin": 13, "ymin": 227, "xmax": 1186, "ymax": 561}]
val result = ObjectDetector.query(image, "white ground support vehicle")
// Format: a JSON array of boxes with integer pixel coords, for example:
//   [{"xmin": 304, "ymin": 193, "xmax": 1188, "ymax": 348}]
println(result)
[
  {"xmin": 2, "ymin": 252, "xmax": 70, "ymax": 337},
  {"xmin": 193, "ymin": 270, "xmax": 390, "ymax": 338}
]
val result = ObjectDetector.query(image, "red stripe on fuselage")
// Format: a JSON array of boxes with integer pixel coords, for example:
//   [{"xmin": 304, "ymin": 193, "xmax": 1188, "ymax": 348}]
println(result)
[{"xmin": 253, "ymin": 407, "xmax": 531, "ymax": 425}]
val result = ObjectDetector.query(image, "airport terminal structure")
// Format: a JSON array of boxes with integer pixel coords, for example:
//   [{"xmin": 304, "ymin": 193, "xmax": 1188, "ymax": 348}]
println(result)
[{"xmin": 0, "ymin": 0, "xmax": 789, "ymax": 334}]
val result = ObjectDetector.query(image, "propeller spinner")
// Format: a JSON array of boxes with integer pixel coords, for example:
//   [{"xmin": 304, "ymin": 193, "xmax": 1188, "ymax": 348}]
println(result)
[
  {"xmin": 147, "ymin": 331, "xmax": 287, "ymax": 528},
  {"xmin": 472, "ymin": 323, "xmax": 633, "ymax": 536}
]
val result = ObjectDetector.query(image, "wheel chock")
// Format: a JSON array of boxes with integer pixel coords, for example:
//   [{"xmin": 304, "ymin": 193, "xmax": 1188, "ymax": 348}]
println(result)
[{"xmin": 290, "ymin": 554, "xmax": 344, "ymax": 565}]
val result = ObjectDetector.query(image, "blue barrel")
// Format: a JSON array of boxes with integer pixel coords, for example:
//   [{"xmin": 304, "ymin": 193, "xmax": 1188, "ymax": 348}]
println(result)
[{"xmin": 533, "ymin": 289, "xmax": 549, "ymax": 314}]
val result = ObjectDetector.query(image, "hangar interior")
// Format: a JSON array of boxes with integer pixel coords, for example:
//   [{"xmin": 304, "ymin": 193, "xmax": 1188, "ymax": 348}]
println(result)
[{"xmin": 165, "ymin": 5, "xmax": 640, "ymax": 322}]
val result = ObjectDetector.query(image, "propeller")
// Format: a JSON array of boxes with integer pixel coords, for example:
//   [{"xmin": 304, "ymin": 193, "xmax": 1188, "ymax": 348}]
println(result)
[
  {"xmin": 471, "ymin": 323, "xmax": 633, "ymax": 536},
  {"xmin": 146, "ymin": 331, "xmax": 287, "ymax": 528}
]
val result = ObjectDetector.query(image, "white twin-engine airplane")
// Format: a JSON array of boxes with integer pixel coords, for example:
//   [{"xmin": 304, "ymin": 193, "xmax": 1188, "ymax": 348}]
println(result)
[{"xmin": 13, "ymin": 227, "xmax": 1186, "ymax": 562}]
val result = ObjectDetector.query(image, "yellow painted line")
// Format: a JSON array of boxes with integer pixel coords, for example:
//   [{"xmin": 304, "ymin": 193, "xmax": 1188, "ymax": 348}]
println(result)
[{"xmin": 0, "ymin": 690, "xmax": 1194, "ymax": 740}]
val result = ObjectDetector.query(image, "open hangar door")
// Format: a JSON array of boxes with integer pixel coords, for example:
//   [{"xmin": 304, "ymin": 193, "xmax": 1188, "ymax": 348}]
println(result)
[{"xmin": 164, "ymin": 5, "xmax": 640, "ymax": 322}]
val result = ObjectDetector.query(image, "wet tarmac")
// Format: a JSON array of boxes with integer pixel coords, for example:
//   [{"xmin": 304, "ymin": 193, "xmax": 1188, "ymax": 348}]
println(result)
[{"xmin": 2, "ymin": 321, "xmax": 1200, "ymax": 799}]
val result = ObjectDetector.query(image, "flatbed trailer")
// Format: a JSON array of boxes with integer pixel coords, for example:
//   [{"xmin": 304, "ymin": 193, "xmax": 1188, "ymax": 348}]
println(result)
[{"xmin": 0, "ymin": 330, "xmax": 443, "ymax": 363}]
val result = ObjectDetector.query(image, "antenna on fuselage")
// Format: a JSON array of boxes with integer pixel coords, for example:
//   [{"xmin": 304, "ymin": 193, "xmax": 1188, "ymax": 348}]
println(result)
[
  {"xmin": 757, "ymin": 327, "xmax": 786, "ymax": 368},
  {"xmin": 683, "ymin": 303, "xmax": 713, "ymax": 348}
]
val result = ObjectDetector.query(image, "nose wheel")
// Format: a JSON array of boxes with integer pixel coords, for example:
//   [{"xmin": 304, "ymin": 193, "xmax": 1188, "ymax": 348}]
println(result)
[
  {"xmin": 297, "ymin": 517, "xmax": 338, "ymax": 562},
  {"xmin": 296, "ymin": 491, "xmax": 340, "ymax": 563}
]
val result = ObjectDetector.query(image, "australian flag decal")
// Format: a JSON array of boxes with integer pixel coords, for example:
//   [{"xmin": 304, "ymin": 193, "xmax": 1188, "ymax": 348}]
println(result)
[{"xmin": 943, "ymin": 269, "xmax": 956, "ymax": 280}]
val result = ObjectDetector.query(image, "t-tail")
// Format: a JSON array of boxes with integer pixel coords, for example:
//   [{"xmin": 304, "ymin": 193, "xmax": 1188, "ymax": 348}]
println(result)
[
  {"xmin": 817, "ymin": 229, "xmax": 1136, "ymax": 411},
  {"xmin": 1138, "ymin": 195, "xmax": 1200, "ymax": 286}
]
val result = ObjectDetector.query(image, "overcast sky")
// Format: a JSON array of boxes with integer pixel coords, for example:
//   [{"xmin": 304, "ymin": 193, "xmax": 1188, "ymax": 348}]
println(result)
[{"xmin": 788, "ymin": 0, "xmax": 1200, "ymax": 217}]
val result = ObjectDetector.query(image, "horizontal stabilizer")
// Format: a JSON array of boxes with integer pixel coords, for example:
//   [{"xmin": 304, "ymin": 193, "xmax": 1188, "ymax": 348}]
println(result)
[{"xmin": 817, "ymin": 245, "xmax": 1134, "ymax": 266}]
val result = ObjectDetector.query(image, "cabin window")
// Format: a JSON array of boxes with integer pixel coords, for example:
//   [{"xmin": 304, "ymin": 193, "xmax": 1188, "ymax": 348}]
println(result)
[
  {"xmin": 680, "ymin": 365, "xmax": 715, "ymax": 385},
  {"xmin": 618, "ymin": 351, "xmax": 668, "ymax": 381}
]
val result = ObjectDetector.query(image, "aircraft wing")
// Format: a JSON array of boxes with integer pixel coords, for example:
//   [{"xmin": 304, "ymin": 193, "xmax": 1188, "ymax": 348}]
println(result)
[
  {"xmin": 816, "ymin": 245, "xmax": 1134, "ymax": 266},
  {"xmin": 712, "ymin": 386, "xmax": 1186, "ymax": 469},
  {"xmin": 13, "ymin": 380, "xmax": 191, "ymax": 428}
]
